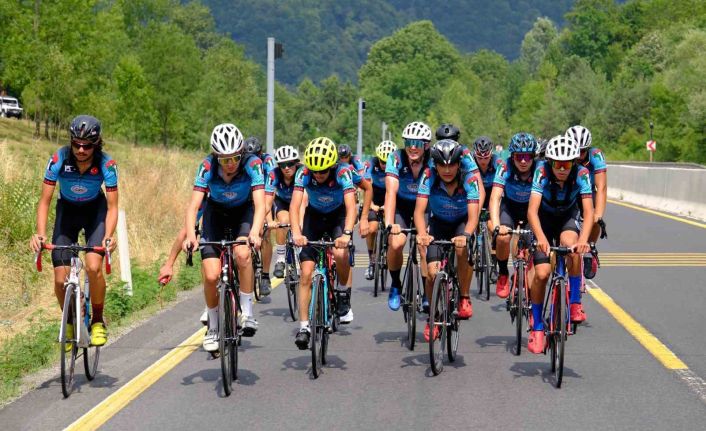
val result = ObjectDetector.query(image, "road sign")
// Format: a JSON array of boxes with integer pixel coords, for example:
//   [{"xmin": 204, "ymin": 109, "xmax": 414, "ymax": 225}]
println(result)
[{"xmin": 646, "ymin": 140, "xmax": 656, "ymax": 151}]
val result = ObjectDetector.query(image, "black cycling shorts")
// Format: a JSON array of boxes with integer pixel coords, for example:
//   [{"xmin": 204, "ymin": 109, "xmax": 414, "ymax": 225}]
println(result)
[
  {"xmin": 482, "ymin": 185, "xmax": 492, "ymax": 210},
  {"xmin": 51, "ymin": 194, "xmax": 107, "ymax": 267},
  {"xmin": 274, "ymin": 195, "xmax": 290, "ymax": 215},
  {"xmin": 200, "ymin": 200, "xmax": 254, "ymax": 260},
  {"xmin": 426, "ymin": 217, "xmax": 472, "ymax": 263},
  {"xmin": 533, "ymin": 206, "xmax": 582, "ymax": 265},
  {"xmin": 499, "ymin": 199, "xmax": 529, "ymax": 229},
  {"xmin": 300, "ymin": 206, "xmax": 347, "ymax": 262},
  {"xmin": 394, "ymin": 198, "xmax": 417, "ymax": 230}
]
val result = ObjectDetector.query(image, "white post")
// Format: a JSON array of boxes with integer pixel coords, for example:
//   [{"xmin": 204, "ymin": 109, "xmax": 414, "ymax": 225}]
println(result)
[
  {"xmin": 382, "ymin": 121, "xmax": 387, "ymax": 142},
  {"xmin": 117, "ymin": 209, "xmax": 133, "ymax": 296},
  {"xmin": 357, "ymin": 98, "xmax": 364, "ymax": 158},
  {"xmin": 266, "ymin": 37, "xmax": 275, "ymax": 155}
]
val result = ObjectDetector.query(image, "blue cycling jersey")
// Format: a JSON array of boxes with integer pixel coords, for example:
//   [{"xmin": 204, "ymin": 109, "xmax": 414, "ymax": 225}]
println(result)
[
  {"xmin": 385, "ymin": 150, "xmax": 429, "ymax": 202},
  {"xmin": 43, "ymin": 146, "xmax": 118, "ymax": 203},
  {"xmin": 579, "ymin": 147, "xmax": 607, "ymax": 187},
  {"xmin": 294, "ymin": 163, "xmax": 356, "ymax": 213},
  {"xmin": 531, "ymin": 161, "xmax": 593, "ymax": 214},
  {"xmin": 477, "ymin": 154, "xmax": 501, "ymax": 191},
  {"xmin": 493, "ymin": 157, "xmax": 535, "ymax": 204},
  {"xmin": 365, "ymin": 157, "xmax": 386, "ymax": 190},
  {"xmin": 193, "ymin": 154, "xmax": 265, "ymax": 208},
  {"xmin": 417, "ymin": 167, "xmax": 480, "ymax": 223},
  {"xmin": 265, "ymin": 166, "xmax": 298, "ymax": 202}
]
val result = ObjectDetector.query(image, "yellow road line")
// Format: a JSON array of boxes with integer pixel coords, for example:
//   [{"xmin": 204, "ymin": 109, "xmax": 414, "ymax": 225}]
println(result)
[
  {"xmin": 65, "ymin": 278, "xmax": 282, "ymax": 431},
  {"xmin": 608, "ymin": 199, "xmax": 706, "ymax": 229},
  {"xmin": 586, "ymin": 285, "xmax": 687, "ymax": 370}
]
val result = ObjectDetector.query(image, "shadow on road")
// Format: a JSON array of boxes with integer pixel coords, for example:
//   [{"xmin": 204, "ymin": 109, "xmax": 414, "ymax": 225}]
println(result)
[
  {"xmin": 280, "ymin": 354, "xmax": 348, "ymax": 378},
  {"xmin": 259, "ymin": 307, "xmax": 293, "ymax": 322},
  {"xmin": 475, "ymin": 335, "xmax": 515, "ymax": 353},
  {"xmin": 36, "ymin": 371, "xmax": 119, "ymax": 394},
  {"xmin": 509, "ymin": 361, "xmax": 582, "ymax": 385}
]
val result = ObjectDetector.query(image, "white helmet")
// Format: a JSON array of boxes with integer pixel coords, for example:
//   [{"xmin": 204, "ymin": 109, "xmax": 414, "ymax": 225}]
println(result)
[
  {"xmin": 545, "ymin": 135, "xmax": 580, "ymax": 161},
  {"xmin": 376, "ymin": 140, "xmax": 397, "ymax": 162},
  {"xmin": 274, "ymin": 145, "xmax": 300, "ymax": 164},
  {"xmin": 565, "ymin": 125, "xmax": 592, "ymax": 150},
  {"xmin": 402, "ymin": 121, "xmax": 432, "ymax": 141},
  {"xmin": 210, "ymin": 123, "xmax": 244, "ymax": 155}
]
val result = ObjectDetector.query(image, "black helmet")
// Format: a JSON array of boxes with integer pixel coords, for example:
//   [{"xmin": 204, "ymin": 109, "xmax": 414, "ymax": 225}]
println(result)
[
  {"xmin": 338, "ymin": 144, "xmax": 352, "ymax": 159},
  {"xmin": 435, "ymin": 123, "xmax": 460, "ymax": 141},
  {"xmin": 431, "ymin": 139, "xmax": 464, "ymax": 166},
  {"xmin": 69, "ymin": 115, "xmax": 102, "ymax": 145},
  {"xmin": 536, "ymin": 138, "xmax": 548, "ymax": 157},
  {"xmin": 473, "ymin": 136, "xmax": 493, "ymax": 156},
  {"xmin": 244, "ymin": 136, "xmax": 262, "ymax": 155}
]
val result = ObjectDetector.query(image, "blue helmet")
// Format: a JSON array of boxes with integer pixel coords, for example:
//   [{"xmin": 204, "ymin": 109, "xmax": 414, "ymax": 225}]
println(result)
[{"xmin": 508, "ymin": 132, "xmax": 537, "ymax": 154}]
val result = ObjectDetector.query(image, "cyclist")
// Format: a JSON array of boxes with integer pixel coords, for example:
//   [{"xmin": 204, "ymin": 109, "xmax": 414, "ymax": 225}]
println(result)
[
  {"xmin": 472, "ymin": 136, "xmax": 500, "ymax": 213},
  {"xmin": 490, "ymin": 132, "xmax": 538, "ymax": 299},
  {"xmin": 527, "ymin": 135, "xmax": 593, "ymax": 353},
  {"xmin": 266, "ymin": 145, "xmax": 302, "ymax": 278},
  {"xmin": 290, "ymin": 137, "xmax": 357, "ymax": 349},
  {"xmin": 245, "ymin": 136, "xmax": 276, "ymax": 295},
  {"xmin": 338, "ymin": 143, "xmax": 373, "ymax": 236},
  {"xmin": 566, "ymin": 125, "xmax": 606, "ymax": 276},
  {"xmin": 30, "ymin": 115, "xmax": 118, "ymax": 347},
  {"xmin": 363, "ymin": 140, "xmax": 397, "ymax": 280},
  {"xmin": 183, "ymin": 124, "xmax": 265, "ymax": 352},
  {"xmin": 434, "ymin": 123, "xmax": 483, "ymax": 180},
  {"xmin": 415, "ymin": 139, "xmax": 480, "ymax": 340},
  {"xmin": 536, "ymin": 138, "xmax": 548, "ymax": 161},
  {"xmin": 385, "ymin": 121, "xmax": 432, "ymax": 311}
]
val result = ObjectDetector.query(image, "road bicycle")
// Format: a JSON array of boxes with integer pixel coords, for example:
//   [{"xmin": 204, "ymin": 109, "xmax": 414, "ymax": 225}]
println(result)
[
  {"xmin": 474, "ymin": 209, "xmax": 493, "ymax": 300},
  {"xmin": 394, "ymin": 227, "xmax": 423, "ymax": 351},
  {"xmin": 35, "ymin": 242, "xmax": 111, "ymax": 398},
  {"xmin": 543, "ymin": 245, "xmax": 574, "ymax": 388},
  {"xmin": 372, "ymin": 208, "xmax": 387, "ymax": 297}
]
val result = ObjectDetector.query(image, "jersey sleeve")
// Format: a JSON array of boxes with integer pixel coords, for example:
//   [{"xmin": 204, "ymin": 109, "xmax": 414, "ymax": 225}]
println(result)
[
  {"xmin": 590, "ymin": 148, "xmax": 607, "ymax": 173},
  {"xmin": 493, "ymin": 159, "xmax": 510, "ymax": 188},
  {"xmin": 294, "ymin": 166, "xmax": 309, "ymax": 191},
  {"xmin": 577, "ymin": 167, "xmax": 593, "ymax": 197},
  {"xmin": 385, "ymin": 151, "xmax": 402, "ymax": 178},
  {"xmin": 43, "ymin": 149, "xmax": 64, "ymax": 186},
  {"xmin": 463, "ymin": 172, "xmax": 481, "ymax": 203},
  {"xmin": 264, "ymin": 154, "xmax": 276, "ymax": 174},
  {"xmin": 245, "ymin": 156, "xmax": 265, "ymax": 189},
  {"xmin": 193, "ymin": 158, "xmax": 212, "ymax": 193},
  {"xmin": 416, "ymin": 167, "xmax": 434, "ymax": 198},
  {"xmin": 265, "ymin": 170, "xmax": 277, "ymax": 195},
  {"xmin": 460, "ymin": 147, "xmax": 479, "ymax": 174},
  {"xmin": 531, "ymin": 162, "xmax": 548, "ymax": 195},
  {"xmin": 336, "ymin": 165, "xmax": 356, "ymax": 193},
  {"xmin": 101, "ymin": 154, "xmax": 119, "ymax": 192},
  {"xmin": 360, "ymin": 158, "xmax": 372, "ymax": 181}
]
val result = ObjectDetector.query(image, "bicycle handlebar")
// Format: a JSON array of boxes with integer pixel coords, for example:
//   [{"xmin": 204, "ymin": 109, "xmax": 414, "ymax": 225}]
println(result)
[
  {"xmin": 185, "ymin": 239, "xmax": 250, "ymax": 266},
  {"xmin": 35, "ymin": 241, "xmax": 111, "ymax": 275}
]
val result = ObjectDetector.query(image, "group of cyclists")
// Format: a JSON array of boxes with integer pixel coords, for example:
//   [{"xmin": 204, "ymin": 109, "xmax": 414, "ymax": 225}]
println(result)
[{"xmin": 30, "ymin": 113, "xmax": 608, "ymax": 362}]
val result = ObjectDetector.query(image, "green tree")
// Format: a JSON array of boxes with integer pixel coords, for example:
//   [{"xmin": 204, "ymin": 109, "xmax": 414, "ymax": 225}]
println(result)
[{"xmin": 520, "ymin": 17, "xmax": 558, "ymax": 75}]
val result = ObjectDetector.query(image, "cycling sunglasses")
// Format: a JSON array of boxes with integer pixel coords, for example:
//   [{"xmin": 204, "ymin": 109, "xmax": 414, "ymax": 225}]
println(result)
[
  {"xmin": 550, "ymin": 159, "xmax": 574, "ymax": 171},
  {"xmin": 71, "ymin": 141, "xmax": 95, "ymax": 150},
  {"xmin": 279, "ymin": 161, "xmax": 297, "ymax": 169},
  {"xmin": 404, "ymin": 139, "xmax": 427, "ymax": 149},
  {"xmin": 512, "ymin": 152, "xmax": 534, "ymax": 163},
  {"xmin": 311, "ymin": 167, "xmax": 331, "ymax": 175},
  {"xmin": 217, "ymin": 154, "xmax": 242, "ymax": 165},
  {"xmin": 474, "ymin": 150, "xmax": 492, "ymax": 159}
]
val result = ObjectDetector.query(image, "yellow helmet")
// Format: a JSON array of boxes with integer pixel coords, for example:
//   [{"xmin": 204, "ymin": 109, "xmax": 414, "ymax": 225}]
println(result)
[
  {"xmin": 304, "ymin": 137, "xmax": 338, "ymax": 171},
  {"xmin": 376, "ymin": 140, "xmax": 397, "ymax": 162}
]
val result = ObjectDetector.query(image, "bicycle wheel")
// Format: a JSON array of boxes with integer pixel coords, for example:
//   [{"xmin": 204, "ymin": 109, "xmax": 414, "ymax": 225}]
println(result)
[
  {"xmin": 219, "ymin": 284, "xmax": 236, "ymax": 396},
  {"xmin": 406, "ymin": 259, "xmax": 418, "ymax": 350},
  {"xmin": 447, "ymin": 281, "xmax": 460, "ymax": 363},
  {"xmin": 253, "ymin": 261, "xmax": 262, "ymax": 301},
  {"xmin": 548, "ymin": 283, "xmax": 558, "ymax": 373},
  {"xmin": 475, "ymin": 236, "xmax": 484, "ymax": 296},
  {"xmin": 60, "ymin": 285, "xmax": 78, "ymax": 398},
  {"xmin": 429, "ymin": 274, "xmax": 448, "ymax": 376},
  {"xmin": 373, "ymin": 229, "xmax": 383, "ymax": 297},
  {"xmin": 483, "ymin": 232, "xmax": 491, "ymax": 301},
  {"xmin": 84, "ymin": 291, "xmax": 100, "ymax": 380},
  {"xmin": 515, "ymin": 262, "xmax": 525, "ymax": 356},
  {"xmin": 556, "ymin": 278, "xmax": 567, "ymax": 388},
  {"xmin": 311, "ymin": 275, "xmax": 324, "ymax": 378}
]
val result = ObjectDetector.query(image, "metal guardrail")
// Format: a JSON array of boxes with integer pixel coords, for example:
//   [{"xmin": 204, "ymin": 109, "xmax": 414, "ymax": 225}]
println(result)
[{"xmin": 608, "ymin": 161, "xmax": 705, "ymax": 170}]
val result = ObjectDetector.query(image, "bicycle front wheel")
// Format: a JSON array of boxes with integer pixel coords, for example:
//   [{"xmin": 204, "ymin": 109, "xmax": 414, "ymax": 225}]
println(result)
[
  {"xmin": 373, "ymin": 229, "xmax": 383, "ymax": 297},
  {"xmin": 219, "ymin": 284, "xmax": 237, "ymax": 396},
  {"xmin": 515, "ymin": 262, "xmax": 525, "ymax": 356},
  {"xmin": 253, "ymin": 262, "xmax": 262, "ymax": 301},
  {"xmin": 405, "ymin": 258, "xmax": 418, "ymax": 350},
  {"xmin": 60, "ymin": 285, "xmax": 78, "ymax": 398},
  {"xmin": 483, "ymin": 232, "xmax": 491, "ymax": 301},
  {"xmin": 286, "ymin": 259, "xmax": 298, "ymax": 321},
  {"xmin": 556, "ymin": 278, "xmax": 567, "ymax": 388},
  {"xmin": 429, "ymin": 274, "xmax": 448, "ymax": 376},
  {"xmin": 311, "ymin": 275, "xmax": 325, "ymax": 378}
]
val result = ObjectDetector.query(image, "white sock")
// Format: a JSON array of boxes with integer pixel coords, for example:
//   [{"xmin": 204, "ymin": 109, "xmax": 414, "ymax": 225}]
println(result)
[
  {"xmin": 300, "ymin": 320, "xmax": 309, "ymax": 330},
  {"xmin": 240, "ymin": 291, "xmax": 254, "ymax": 317},
  {"xmin": 207, "ymin": 307, "xmax": 218, "ymax": 331},
  {"xmin": 276, "ymin": 245, "xmax": 286, "ymax": 263}
]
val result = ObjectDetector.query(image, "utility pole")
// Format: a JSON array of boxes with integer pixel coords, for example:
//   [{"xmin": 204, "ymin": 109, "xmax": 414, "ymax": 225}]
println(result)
[
  {"xmin": 357, "ymin": 98, "xmax": 365, "ymax": 158},
  {"xmin": 649, "ymin": 121, "xmax": 654, "ymax": 163},
  {"xmin": 382, "ymin": 121, "xmax": 387, "ymax": 142},
  {"xmin": 266, "ymin": 38, "xmax": 284, "ymax": 155}
]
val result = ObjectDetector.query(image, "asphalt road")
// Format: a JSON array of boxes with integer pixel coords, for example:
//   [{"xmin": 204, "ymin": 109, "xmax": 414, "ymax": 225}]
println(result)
[{"xmin": 2, "ymin": 202, "xmax": 705, "ymax": 430}]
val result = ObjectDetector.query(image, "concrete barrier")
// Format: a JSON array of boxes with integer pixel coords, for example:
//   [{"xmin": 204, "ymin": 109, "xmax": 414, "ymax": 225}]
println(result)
[{"xmin": 607, "ymin": 163, "xmax": 706, "ymax": 221}]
